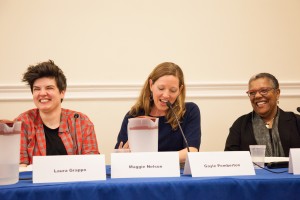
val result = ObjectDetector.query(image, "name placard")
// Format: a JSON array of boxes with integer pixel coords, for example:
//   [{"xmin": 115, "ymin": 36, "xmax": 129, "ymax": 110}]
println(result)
[
  {"xmin": 184, "ymin": 151, "xmax": 255, "ymax": 177},
  {"xmin": 288, "ymin": 148, "xmax": 300, "ymax": 174},
  {"xmin": 111, "ymin": 152, "xmax": 180, "ymax": 178},
  {"xmin": 33, "ymin": 155, "xmax": 106, "ymax": 183}
]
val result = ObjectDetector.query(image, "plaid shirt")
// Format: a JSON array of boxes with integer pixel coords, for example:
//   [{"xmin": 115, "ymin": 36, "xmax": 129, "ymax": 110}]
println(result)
[{"xmin": 15, "ymin": 108, "xmax": 99, "ymax": 165}]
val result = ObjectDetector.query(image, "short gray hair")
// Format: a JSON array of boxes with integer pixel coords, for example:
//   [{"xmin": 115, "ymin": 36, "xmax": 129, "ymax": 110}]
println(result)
[{"xmin": 248, "ymin": 73, "xmax": 279, "ymax": 89}]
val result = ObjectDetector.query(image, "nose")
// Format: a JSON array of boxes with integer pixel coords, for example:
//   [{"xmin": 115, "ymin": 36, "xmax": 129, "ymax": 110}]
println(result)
[
  {"xmin": 39, "ymin": 88, "xmax": 47, "ymax": 95},
  {"xmin": 253, "ymin": 91, "xmax": 263, "ymax": 98},
  {"xmin": 162, "ymin": 90, "xmax": 170, "ymax": 98}
]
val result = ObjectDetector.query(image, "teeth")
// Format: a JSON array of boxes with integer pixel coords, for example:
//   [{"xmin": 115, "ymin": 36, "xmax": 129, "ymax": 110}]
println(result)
[
  {"xmin": 256, "ymin": 102, "xmax": 266, "ymax": 106},
  {"xmin": 40, "ymin": 99, "xmax": 49, "ymax": 103},
  {"xmin": 160, "ymin": 99, "xmax": 168, "ymax": 103}
]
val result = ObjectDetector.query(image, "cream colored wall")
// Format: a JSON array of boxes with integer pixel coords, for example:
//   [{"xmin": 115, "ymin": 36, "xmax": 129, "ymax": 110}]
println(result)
[{"xmin": 0, "ymin": 0, "xmax": 300, "ymax": 164}]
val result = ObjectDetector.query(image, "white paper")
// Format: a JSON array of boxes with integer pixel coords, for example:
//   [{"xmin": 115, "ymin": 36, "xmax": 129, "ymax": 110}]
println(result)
[
  {"xmin": 184, "ymin": 151, "xmax": 255, "ymax": 177},
  {"xmin": 288, "ymin": 148, "xmax": 300, "ymax": 174},
  {"xmin": 111, "ymin": 152, "xmax": 180, "ymax": 178},
  {"xmin": 33, "ymin": 155, "xmax": 106, "ymax": 183},
  {"xmin": 19, "ymin": 164, "xmax": 32, "ymax": 172},
  {"xmin": 265, "ymin": 157, "xmax": 289, "ymax": 163}
]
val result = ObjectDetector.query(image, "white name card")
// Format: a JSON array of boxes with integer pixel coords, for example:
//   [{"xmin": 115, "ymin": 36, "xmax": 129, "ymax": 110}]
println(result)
[
  {"xmin": 184, "ymin": 151, "xmax": 255, "ymax": 177},
  {"xmin": 33, "ymin": 155, "xmax": 106, "ymax": 183},
  {"xmin": 288, "ymin": 148, "xmax": 300, "ymax": 174},
  {"xmin": 111, "ymin": 152, "xmax": 180, "ymax": 178}
]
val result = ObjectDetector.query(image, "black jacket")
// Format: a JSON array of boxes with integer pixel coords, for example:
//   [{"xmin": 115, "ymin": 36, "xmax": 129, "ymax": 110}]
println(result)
[{"xmin": 225, "ymin": 108, "xmax": 300, "ymax": 156}]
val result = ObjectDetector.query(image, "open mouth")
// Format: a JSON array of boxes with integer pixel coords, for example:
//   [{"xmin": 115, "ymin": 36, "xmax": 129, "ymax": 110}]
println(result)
[
  {"xmin": 39, "ymin": 99, "xmax": 50, "ymax": 103},
  {"xmin": 256, "ymin": 101, "xmax": 267, "ymax": 108},
  {"xmin": 160, "ymin": 99, "xmax": 168, "ymax": 103}
]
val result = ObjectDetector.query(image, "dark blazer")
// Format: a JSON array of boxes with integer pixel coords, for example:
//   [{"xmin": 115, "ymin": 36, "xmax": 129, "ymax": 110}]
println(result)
[{"xmin": 224, "ymin": 108, "xmax": 300, "ymax": 156}]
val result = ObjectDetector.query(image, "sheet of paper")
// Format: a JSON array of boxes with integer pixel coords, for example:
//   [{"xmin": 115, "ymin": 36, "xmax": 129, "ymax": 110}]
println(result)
[
  {"xmin": 19, "ymin": 164, "xmax": 33, "ymax": 172},
  {"xmin": 264, "ymin": 157, "xmax": 289, "ymax": 163}
]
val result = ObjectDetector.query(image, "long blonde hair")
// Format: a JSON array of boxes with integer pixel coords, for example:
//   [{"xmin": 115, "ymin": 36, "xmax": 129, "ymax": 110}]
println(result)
[{"xmin": 129, "ymin": 62, "xmax": 186, "ymax": 130}]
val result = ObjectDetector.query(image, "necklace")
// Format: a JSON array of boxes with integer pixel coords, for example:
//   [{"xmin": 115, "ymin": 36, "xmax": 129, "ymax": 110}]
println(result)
[{"xmin": 265, "ymin": 117, "xmax": 275, "ymax": 129}]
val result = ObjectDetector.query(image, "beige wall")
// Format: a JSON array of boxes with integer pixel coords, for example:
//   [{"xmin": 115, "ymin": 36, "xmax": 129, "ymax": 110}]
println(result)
[{"xmin": 1, "ymin": 0, "xmax": 300, "ymax": 164}]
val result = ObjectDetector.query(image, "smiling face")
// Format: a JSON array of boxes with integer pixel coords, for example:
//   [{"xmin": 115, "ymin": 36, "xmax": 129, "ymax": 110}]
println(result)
[
  {"xmin": 248, "ymin": 77, "xmax": 280, "ymax": 120},
  {"xmin": 149, "ymin": 75, "xmax": 182, "ymax": 116},
  {"xmin": 32, "ymin": 77, "xmax": 65, "ymax": 114}
]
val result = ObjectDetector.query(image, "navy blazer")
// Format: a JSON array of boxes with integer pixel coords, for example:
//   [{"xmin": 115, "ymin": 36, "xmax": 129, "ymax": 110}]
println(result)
[{"xmin": 225, "ymin": 108, "xmax": 300, "ymax": 156}]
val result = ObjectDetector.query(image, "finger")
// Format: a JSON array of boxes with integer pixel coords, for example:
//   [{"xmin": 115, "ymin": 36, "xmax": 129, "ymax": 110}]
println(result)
[
  {"xmin": 118, "ymin": 141, "xmax": 123, "ymax": 149},
  {"xmin": 123, "ymin": 141, "xmax": 129, "ymax": 149}
]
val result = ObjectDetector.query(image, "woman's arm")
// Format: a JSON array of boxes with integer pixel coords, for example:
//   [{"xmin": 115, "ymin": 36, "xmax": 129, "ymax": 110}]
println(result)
[{"xmin": 179, "ymin": 147, "xmax": 198, "ymax": 163}]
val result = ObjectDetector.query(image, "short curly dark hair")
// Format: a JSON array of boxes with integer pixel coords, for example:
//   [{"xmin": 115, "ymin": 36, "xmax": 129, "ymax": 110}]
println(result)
[{"xmin": 22, "ymin": 60, "xmax": 67, "ymax": 93}]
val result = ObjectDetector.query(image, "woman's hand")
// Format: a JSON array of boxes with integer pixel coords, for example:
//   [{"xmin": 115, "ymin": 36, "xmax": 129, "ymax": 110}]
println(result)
[
  {"xmin": 0, "ymin": 119, "xmax": 14, "ymax": 127},
  {"xmin": 118, "ymin": 141, "xmax": 130, "ymax": 149},
  {"xmin": 0, "ymin": 119, "xmax": 14, "ymax": 123},
  {"xmin": 19, "ymin": 163, "xmax": 28, "ymax": 167},
  {"xmin": 179, "ymin": 147, "xmax": 198, "ymax": 163}
]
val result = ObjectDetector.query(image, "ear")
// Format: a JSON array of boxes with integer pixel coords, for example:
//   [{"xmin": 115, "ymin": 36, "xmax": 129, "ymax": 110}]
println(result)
[
  {"xmin": 60, "ymin": 90, "xmax": 66, "ymax": 99},
  {"xmin": 276, "ymin": 88, "xmax": 280, "ymax": 99},
  {"xmin": 149, "ymin": 79, "xmax": 153, "ymax": 91},
  {"xmin": 179, "ymin": 84, "xmax": 184, "ymax": 94}
]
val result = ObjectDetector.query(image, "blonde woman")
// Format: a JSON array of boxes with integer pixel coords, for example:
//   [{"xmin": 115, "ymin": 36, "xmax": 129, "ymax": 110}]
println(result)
[{"xmin": 115, "ymin": 62, "xmax": 201, "ymax": 163}]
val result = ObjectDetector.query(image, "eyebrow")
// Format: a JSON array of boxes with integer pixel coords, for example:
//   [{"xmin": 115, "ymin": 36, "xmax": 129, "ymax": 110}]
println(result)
[
  {"xmin": 158, "ymin": 85, "xmax": 179, "ymax": 90},
  {"xmin": 33, "ymin": 85, "xmax": 56, "ymax": 88},
  {"xmin": 248, "ymin": 87, "xmax": 272, "ymax": 91}
]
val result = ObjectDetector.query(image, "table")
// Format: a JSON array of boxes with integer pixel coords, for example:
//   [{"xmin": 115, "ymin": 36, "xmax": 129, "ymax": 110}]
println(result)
[{"xmin": 1, "ymin": 166, "xmax": 300, "ymax": 200}]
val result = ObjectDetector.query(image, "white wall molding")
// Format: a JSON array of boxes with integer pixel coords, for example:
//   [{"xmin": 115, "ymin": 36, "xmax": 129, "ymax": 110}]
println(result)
[{"xmin": 1, "ymin": 82, "xmax": 300, "ymax": 102}]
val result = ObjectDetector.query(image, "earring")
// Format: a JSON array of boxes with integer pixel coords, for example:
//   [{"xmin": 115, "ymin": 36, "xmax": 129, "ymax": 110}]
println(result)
[{"xmin": 149, "ymin": 92, "xmax": 153, "ymax": 102}]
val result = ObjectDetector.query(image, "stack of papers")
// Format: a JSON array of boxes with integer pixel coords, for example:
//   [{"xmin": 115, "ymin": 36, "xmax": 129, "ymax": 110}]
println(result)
[
  {"xmin": 19, "ymin": 165, "xmax": 32, "ymax": 172},
  {"xmin": 264, "ymin": 157, "xmax": 289, "ymax": 163}
]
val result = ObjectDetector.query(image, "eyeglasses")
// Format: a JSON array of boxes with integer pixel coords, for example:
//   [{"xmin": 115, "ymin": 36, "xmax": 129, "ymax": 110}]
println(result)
[{"xmin": 246, "ymin": 87, "xmax": 275, "ymax": 97}]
